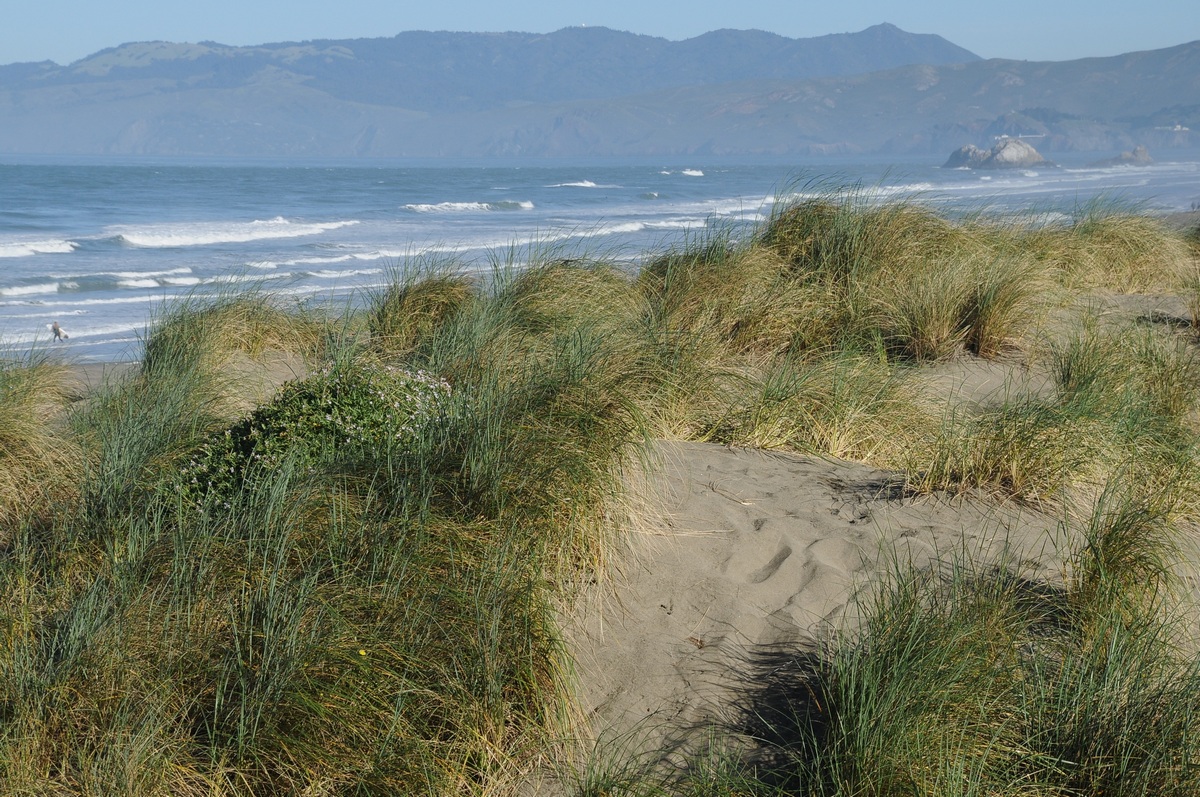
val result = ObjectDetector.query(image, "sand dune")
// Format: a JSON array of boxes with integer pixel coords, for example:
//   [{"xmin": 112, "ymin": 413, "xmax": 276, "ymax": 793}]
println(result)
[{"xmin": 564, "ymin": 440, "xmax": 1070, "ymax": 758}]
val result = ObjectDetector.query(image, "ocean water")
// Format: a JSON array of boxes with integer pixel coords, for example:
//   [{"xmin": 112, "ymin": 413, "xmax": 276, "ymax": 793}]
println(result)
[{"xmin": 2, "ymin": 153, "xmax": 1199, "ymax": 363}]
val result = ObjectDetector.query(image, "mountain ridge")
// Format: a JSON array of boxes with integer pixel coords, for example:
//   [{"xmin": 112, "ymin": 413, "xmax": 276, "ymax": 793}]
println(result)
[
  {"xmin": 0, "ymin": 25, "xmax": 1195, "ymax": 158},
  {"xmin": 2, "ymin": 24, "xmax": 980, "ymax": 112}
]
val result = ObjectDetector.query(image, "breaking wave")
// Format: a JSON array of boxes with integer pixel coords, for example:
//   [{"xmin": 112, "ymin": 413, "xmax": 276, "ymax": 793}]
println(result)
[
  {"xmin": 113, "ymin": 218, "xmax": 359, "ymax": 248},
  {"xmin": 0, "ymin": 238, "xmax": 77, "ymax": 258},
  {"xmin": 403, "ymin": 200, "xmax": 534, "ymax": 213}
]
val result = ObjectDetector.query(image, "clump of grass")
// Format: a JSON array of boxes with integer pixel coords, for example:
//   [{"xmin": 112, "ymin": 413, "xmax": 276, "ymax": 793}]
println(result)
[
  {"xmin": 422, "ymin": 313, "xmax": 653, "ymax": 574},
  {"xmin": 69, "ymin": 352, "xmax": 230, "ymax": 528},
  {"xmin": 143, "ymin": 289, "xmax": 326, "ymax": 374},
  {"xmin": 1069, "ymin": 483, "xmax": 1177, "ymax": 619},
  {"xmin": 367, "ymin": 259, "xmax": 475, "ymax": 356},
  {"xmin": 754, "ymin": 189, "xmax": 1049, "ymax": 362},
  {"xmin": 722, "ymin": 558, "xmax": 1041, "ymax": 796},
  {"xmin": 908, "ymin": 397, "xmax": 1105, "ymax": 503},
  {"xmin": 1020, "ymin": 609, "xmax": 1200, "ymax": 797},
  {"xmin": 1072, "ymin": 209, "xmax": 1190, "ymax": 292},
  {"xmin": 632, "ymin": 499, "xmax": 1200, "ymax": 796},
  {"xmin": 907, "ymin": 313, "xmax": 1200, "ymax": 509},
  {"xmin": 0, "ymin": 354, "xmax": 80, "ymax": 530},
  {"xmin": 759, "ymin": 192, "xmax": 961, "ymax": 281},
  {"xmin": 959, "ymin": 249, "xmax": 1050, "ymax": 358},
  {"xmin": 871, "ymin": 255, "xmax": 975, "ymax": 361},
  {"xmin": 1019, "ymin": 485, "xmax": 1200, "ymax": 797},
  {"xmin": 712, "ymin": 349, "xmax": 928, "ymax": 465},
  {"xmin": 1024, "ymin": 203, "xmax": 1192, "ymax": 293},
  {"xmin": 635, "ymin": 235, "xmax": 758, "ymax": 438},
  {"xmin": 504, "ymin": 258, "xmax": 645, "ymax": 339},
  {"xmin": 1180, "ymin": 263, "xmax": 1200, "ymax": 328},
  {"xmin": 1046, "ymin": 319, "xmax": 1200, "ymax": 515},
  {"xmin": 640, "ymin": 231, "xmax": 834, "ymax": 358}
]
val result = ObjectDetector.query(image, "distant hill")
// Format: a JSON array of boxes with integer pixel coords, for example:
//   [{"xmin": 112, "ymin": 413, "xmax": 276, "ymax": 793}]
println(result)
[
  {"xmin": 0, "ymin": 24, "xmax": 978, "ymax": 113},
  {"xmin": 0, "ymin": 25, "xmax": 1196, "ymax": 158}
]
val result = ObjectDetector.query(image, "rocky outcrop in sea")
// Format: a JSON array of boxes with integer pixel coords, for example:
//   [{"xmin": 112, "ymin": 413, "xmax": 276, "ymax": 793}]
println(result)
[
  {"xmin": 943, "ymin": 138, "xmax": 1054, "ymax": 169},
  {"xmin": 1087, "ymin": 145, "xmax": 1154, "ymax": 168}
]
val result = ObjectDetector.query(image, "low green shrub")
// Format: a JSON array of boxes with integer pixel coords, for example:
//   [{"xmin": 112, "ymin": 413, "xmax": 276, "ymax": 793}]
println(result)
[{"xmin": 178, "ymin": 361, "xmax": 451, "ymax": 513}]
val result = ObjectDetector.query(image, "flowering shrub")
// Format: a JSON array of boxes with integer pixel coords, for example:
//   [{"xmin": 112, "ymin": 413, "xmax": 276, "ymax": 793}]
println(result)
[{"xmin": 178, "ymin": 362, "xmax": 451, "ymax": 511}]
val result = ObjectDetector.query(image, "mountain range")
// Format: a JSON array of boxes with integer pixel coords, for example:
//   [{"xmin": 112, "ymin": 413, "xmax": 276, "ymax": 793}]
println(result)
[{"xmin": 0, "ymin": 24, "xmax": 1195, "ymax": 158}]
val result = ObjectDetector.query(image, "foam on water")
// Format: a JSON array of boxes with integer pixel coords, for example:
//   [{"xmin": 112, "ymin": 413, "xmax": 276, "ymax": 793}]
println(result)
[
  {"xmin": 0, "ymin": 239, "xmax": 77, "ymax": 258},
  {"xmin": 547, "ymin": 180, "xmax": 622, "ymax": 189},
  {"xmin": 0, "ymin": 282, "xmax": 63, "ymax": 298},
  {"xmin": 113, "ymin": 218, "xmax": 359, "ymax": 248},
  {"xmin": 402, "ymin": 200, "xmax": 535, "ymax": 213},
  {"xmin": 309, "ymin": 268, "xmax": 384, "ymax": 280},
  {"xmin": 208, "ymin": 272, "xmax": 294, "ymax": 285},
  {"xmin": 593, "ymin": 219, "xmax": 708, "ymax": 237},
  {"xmin": 39, "ymin": 295, "xmax": 185, "ymax": 308},
  {"xmin": 107, "ymin": 267, "xmax": 194, "ymax": 279}
]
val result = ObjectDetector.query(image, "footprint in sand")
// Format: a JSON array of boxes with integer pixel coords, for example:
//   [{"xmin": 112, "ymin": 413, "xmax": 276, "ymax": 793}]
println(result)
[{"xmin": 746, "ymin": 545, "xmax": 793, "ymax": 584}]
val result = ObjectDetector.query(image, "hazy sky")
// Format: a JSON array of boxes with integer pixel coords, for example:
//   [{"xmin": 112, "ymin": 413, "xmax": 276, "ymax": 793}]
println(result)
[{"xmin": 3, "ymin": 0, "xmax": 1198, "ymax": 66}]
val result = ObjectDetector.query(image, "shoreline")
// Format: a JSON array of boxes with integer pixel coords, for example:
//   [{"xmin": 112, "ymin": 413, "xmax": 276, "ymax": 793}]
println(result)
[
  {"xmin": 3, "ymin": 159, "xmax": 1198, "ymax": 367},
  {"xmin": 16, "ymin": 207, "xmax": 1200, "ymax": 371},
  {"xmin": 62, "ymin": 361, "xmax": 139, "ymax": 391}
]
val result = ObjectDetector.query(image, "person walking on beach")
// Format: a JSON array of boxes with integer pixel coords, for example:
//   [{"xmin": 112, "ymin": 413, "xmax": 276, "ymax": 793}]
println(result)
[{"xmin": 51, "ymin": 321, "xmax": 67, "ymax": 341}]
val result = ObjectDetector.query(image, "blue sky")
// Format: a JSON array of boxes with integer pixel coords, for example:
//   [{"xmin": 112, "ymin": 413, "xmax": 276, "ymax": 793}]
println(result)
[{"xmin": 4, "ymin": 0, "xmax": 1198, "ymax": 66}]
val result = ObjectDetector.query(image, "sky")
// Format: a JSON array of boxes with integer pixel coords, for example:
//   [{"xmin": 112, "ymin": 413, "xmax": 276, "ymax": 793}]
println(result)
[{"xmin": 3, "ymin": 0, "xmax": 1198, "ymax": 67}]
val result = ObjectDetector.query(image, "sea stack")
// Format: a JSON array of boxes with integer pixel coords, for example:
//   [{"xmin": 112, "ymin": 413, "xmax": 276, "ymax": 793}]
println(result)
[
  {"xmin": 1088, "ymin": 145, "xmax": 1154, "ymax": 167},
  {"xmin": 944, "ymin": 138, "xmax": 1053, "ymax": 169}
]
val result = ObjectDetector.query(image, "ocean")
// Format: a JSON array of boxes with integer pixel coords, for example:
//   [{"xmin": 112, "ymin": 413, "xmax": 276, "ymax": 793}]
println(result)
[{"xmin": 2, "ymin": 153, "xmax": 1199, "ymax": 363}]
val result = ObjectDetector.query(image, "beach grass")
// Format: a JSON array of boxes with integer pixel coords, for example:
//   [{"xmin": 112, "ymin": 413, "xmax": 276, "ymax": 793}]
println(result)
[
  {"xmin": 3, "ymin": 189, "xmax": 1200, "ymax": 794},
  {"xmin": 1025, "ymin": 203, "xmax": 1193, "ymax": 294},
  {"xmin": 0, "ymin": 352, "xmax": 80, "ymax": 532}
]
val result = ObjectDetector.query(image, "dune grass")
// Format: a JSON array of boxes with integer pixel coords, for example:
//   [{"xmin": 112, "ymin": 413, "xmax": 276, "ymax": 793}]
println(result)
[
  {"xmin": 708, "ymin": 348, "xmax": 927, "ymax": 465},
  {"xmin": 366, "ymin": 259, "xmax": 476, "ymax": 357},
  {"xmin": 3, "ymin": 188, "xmax": 1200, "ymax": 794},
  {"xmin": 1023, "ymin": 202, "xmax": 1193, "ymax": 294},
  {"xmin": 0, "ymin": 353, "xmax": 80, "ymax": 533},
  {"xmin": 1, "ymin": 251, "xmax": 662, "ymax": 793},
  {"xmin": 751, "ymin": 190, "xmax": 1051, "ymax": 362}
]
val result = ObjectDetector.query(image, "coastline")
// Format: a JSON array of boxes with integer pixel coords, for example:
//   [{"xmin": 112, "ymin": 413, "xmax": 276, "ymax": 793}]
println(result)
[{"xmin": 5, "ymin": 190, "xmax": 1200, "ymax": 793}]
